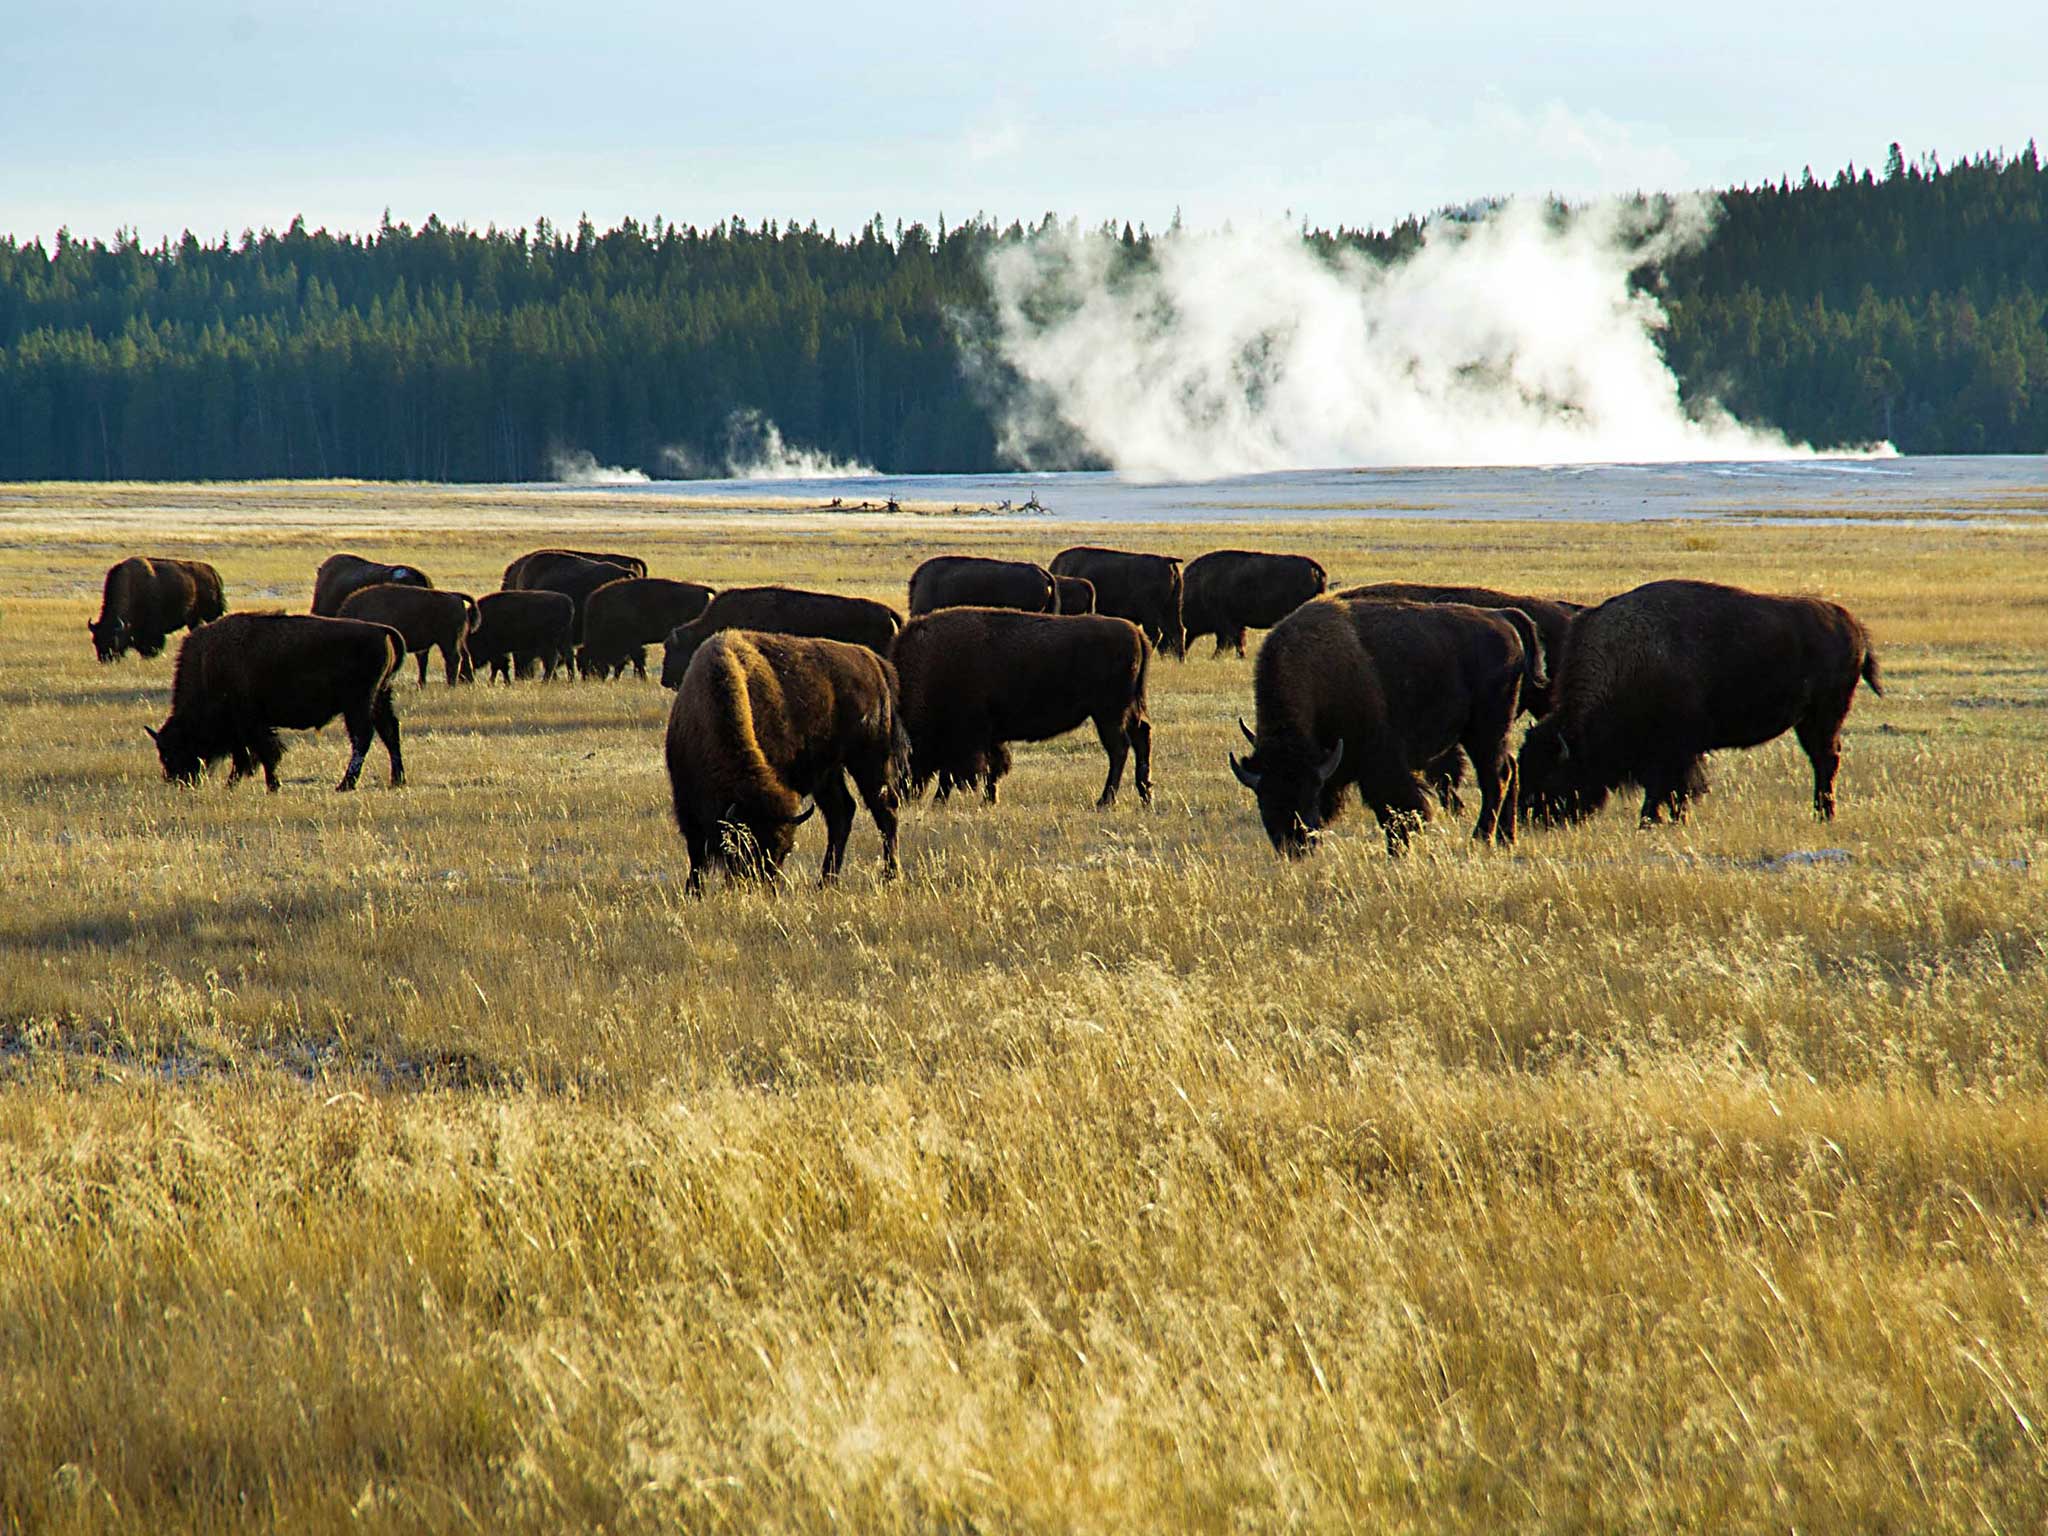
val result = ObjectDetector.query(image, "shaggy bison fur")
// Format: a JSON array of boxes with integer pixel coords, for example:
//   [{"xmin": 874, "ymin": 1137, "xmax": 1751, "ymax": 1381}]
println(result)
[
  {"xmin": 1180, "ymin": 550, "xmax": 1327, "ymax": 658},
  {"xmin": 906, "ymin": 556, "xmax": 1056, "ymax": 616},
  {"xmin": 338, "ymin": 584, "xmax": 481, "ymax": 686},
  {"xmin": 149, "ymin": 613, "xmax": 405, "ymax": 792},
  {"xmin": 892, "ymin": 608, "xmax": 1153, "ymax": 808},
  {"xmin": 89, "ymin": 556, "xmax": 226, "ymax": 661},
  {"xmin": 1048, "ymin": 546, "xmax": 1187, "ymax": 657},
  {"xmin": 665, "ymin": 631, "xmax": 907, "ymax": 892},
  {"xmin": 502, "ymin": 548, "xmax": 648, "ymax": 588},
  {"xmin": 311, "ymin": 554, "xmax": 432, "ymax": 616},
  {"xmin": 661, "ymin": 586, "xmax": 903, "ymax": 688},
  {"xmin": 1518, "ymin": 579, "xmax": 1882, "ymax": 826},
  {"xmin": 1230, "ymin": 597, "xmax": 1548, "ymax": 857}
]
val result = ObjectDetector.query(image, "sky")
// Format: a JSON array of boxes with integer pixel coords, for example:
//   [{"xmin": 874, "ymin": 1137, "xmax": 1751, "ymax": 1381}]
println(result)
[{"xmin": 4, "ymin": 1, "xmax": 2040, "ymax": 247}]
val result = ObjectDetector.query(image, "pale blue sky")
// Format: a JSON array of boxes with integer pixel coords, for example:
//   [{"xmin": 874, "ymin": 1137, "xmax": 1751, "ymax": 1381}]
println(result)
[{"xmin": 5, "ymin": 1, "xmax": 2039, "ymax": 244}]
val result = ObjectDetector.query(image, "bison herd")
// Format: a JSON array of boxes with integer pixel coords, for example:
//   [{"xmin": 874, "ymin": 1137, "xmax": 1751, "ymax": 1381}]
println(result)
[{"xmin": 89, "ymin": 538, "xmax": 1883, "ymax": 887}]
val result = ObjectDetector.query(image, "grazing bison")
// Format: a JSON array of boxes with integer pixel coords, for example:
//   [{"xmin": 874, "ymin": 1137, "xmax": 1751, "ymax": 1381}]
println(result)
[
  {"xmin": 1053, "ymin": 574, "xmax": 1097, "ymax": 615},
  {"xmin": 502, "ymin": 548, "xmax": 648, "ymax": 589},
  {"xmin": 579, "ymin": 577, "xmax": 715, "ymax": 679},
  {"xmin": 89, "ymin": 556, "xmax": 226, "ymax": 661},
  {"xmin": 148, "ymin": 613, "xmax": 404, "ymax": 792},
  {"xmin": 907, "ymin": 555, "xmax": 1056, "ymax": 616},
  {"xmin": 469, "ymin": 590, "xmax": 576, "ymax": 682},
  {"xmin": 1048, "ymin": 546, "xmax": 1187, "ymax": 657},
  {"xmin": 311, "ymin": 554, "xmax": 431, "ymax": 616},
  {"xmin": 337, "ymin": 584, "xmax": 480, "ymax": 686},
  {"xmin": 1337, "ymin": 582, "xmax": 1578, "ymax": 717},
  {"xmin": 665, "ymin": 631, "xmax": 906, "ymax": 892},
  {"xmin": 893, "ymin": 608, "xmax": 1152, "ymax": 808},
  {"xmin": 1518, "ymin": 579, "xmax": 1882, "ymax": 826},
  {"xmin": 1229, "ymin": 598, "xmax": 1547, "ymax": 857},
  {"xmin": 661, "ymin": 586, "xmax": 903, "ymax": 688},
  {"xmin": 1181, "ymin": 550, "xmax": 1328, "ymax": 659},
  {"xmin": 506, "ymin": 552, "xmax": 640, "ymax": 639}
]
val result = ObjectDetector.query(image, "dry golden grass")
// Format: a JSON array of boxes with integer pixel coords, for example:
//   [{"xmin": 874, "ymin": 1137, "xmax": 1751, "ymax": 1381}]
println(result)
[{"xmin": 3, "ymin": 484, "xmax": 2047, "ymax": 1532}]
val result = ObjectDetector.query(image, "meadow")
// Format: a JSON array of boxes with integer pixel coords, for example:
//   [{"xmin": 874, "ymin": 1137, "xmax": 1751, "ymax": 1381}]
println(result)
[{"xmin": 2, "ymin": 482, "xmax": 2046, "ymax": 1532}]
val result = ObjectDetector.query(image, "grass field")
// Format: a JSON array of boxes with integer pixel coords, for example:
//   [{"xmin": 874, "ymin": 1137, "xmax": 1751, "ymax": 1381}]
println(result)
[{"xmin": 3, "ymin": 484, "xmax": 2047, "ymax": 1532}]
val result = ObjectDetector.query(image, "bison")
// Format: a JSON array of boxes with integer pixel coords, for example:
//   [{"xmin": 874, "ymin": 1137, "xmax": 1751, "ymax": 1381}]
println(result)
[
  {"xmin": 1181, "ymin": 550, "xmax": 1328, "ymax": 659},
  {"xmin": 504, "ymin": 552, "xmax": 640, "ymax": 640},
  {"xmin": 665, "ymin": 631, "xmax": 906, "ymax": 892},
  {"xmin": 311, "ymin": 554, "xmax": 431, "ymax": 617},
  {"xmin": 893, "ymin": 608, "xmax": 1153, "ymax": 808},
  {"xmin": 1229, "ymin": 597, "xmax": 1548, "ymax": 857},
  {"xmin": 1048, "ymin": 546, "xmax": 1186, "ymax": 657},
  {"xmin": 89, "ymin": 556, "xmax": 226, "ymax": 661},
  {"xmin": 660, "ymin": 586, "xmax": 903, "ymax": 688},
  {"xmin": 469, "ymin": 590, "xmax": 576, "ymax": 683},
  {"xmin": 906, "ymin": 555, "xmax": 1056, "ymax": 616},
  {"xmin": 148, "ymin": 613, "xmax": 404, "ymax": 792},
  {"xmin": 578, "ymin": 577, "xmax": 716, "ymax": 679},
  {"xmin": 1053, "ymin": 574, "xmax": 1097, "ymax": 614},
  {"xmin": 1517, "ymin": 579, "xmax": 1882, "ymax": 826},
  {"xmin": 502, "ymin": 548, "xmax": 648, "ymax": 589},
  {"xmin": 337, "ymin": 584, "xmax": 480, "ymax": 686}
]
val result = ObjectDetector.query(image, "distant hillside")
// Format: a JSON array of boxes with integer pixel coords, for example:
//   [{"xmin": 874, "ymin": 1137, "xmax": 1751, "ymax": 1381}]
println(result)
[{"xmin": 0, "ymin": 147, "xmax": 2040, "ymax": 481}]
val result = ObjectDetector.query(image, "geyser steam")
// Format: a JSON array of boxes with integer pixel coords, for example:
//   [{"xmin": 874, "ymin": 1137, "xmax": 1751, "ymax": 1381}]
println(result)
[{"xmin": 978, "ymin": 197, "xmax": 1876, "ymax": 478}]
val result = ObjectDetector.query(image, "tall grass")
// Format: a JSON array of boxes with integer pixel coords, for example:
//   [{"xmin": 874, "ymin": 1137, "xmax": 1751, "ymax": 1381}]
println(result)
[{"xmin": 2, "ymin": 485, "xmax": 2045, "ymax": 1531}]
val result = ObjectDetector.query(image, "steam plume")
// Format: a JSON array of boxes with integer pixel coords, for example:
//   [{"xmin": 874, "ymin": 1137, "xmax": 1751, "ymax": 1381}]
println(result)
[
  {"xmin": 548, "ymin": 448, "xmax": 648, "ymax": 484},
  {"xmin": 978, "ymin": 197, "xmax": 1888, "ymax": 477}
]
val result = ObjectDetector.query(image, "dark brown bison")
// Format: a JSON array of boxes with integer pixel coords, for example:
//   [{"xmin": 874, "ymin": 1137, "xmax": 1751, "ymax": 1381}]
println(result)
[
  {"xmin": 502, "ymin": 548, "xmax": 648, "ymax": 589},
  {"xmin": 1230, "ymin": 598, "xmax": 1548, "ymax": 857},
  {"xmin": 469, "ymin": 590, "xmax": 576, "ymax": 682},
  {"xmin": 906, "ymin": 555, "xmax": 1056, "ymax": 616},
  {"xmin": 505, "ymin": 552, "xmax": 640, "ymax": 639},
  {"xmin": 1053, "ymin": 574, "xmax": 1096, "ymax": 614},
  {"xmin": 148, "ymin": 613, "xmax": 404, "ymax": 792},
  {"xmin": 1181, "ymin": 550, "xmax": 1328, "ymax": 659},
  {"xmin": 1518, "ymin": 579, "xmax": 1882, "ymax": 826},
  {"xmin": 665, "ymin": 631, "xmax": 906, "ymax": 893},
  {"xmin": 893, "ymin": 608, "xmax": 1152, "ymax": 808},
  {"xmin": 337, "ymin": 584, "xmax": 480, "ymax": 686},
  {"xmin": 579, "ymin": 577, "xmax": 715, "ymax": 679},
  {"xmin": 1048, "ymin": 546, "xmax": 1186, "ymax": 657},
  {"xmin": 1337, "ymin": 582, "xmax": 1577, "ymax": 717},
  {"xmin": 660, "ymin": 586, "xmax": 903, "ymax": 688},
  {"xmin": 89, "ymin": 556, "xmax": 226, "ymax": 661},
  {"xmin": 311, "ymin": 554, "xmax": 432, "ymax": 616}
]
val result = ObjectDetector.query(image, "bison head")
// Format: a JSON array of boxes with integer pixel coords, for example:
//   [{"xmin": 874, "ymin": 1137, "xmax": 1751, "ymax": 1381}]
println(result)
[
  {"xmin": 88, "ymin": 615, "xmax": 130, "ymax": 663},
  {"xmin": 145, "ymin": 721, "xmax": 204, "ymax": 785},
  {"xmin": 1229, "ymin": 718, "xmax": 1344, "ymax": 858},
  {"xmin": 717, "ymin": 799, "xmax": 816, "ymax": 879},
  {"xmin": 1516, "ymin": 717, "xmax": 1611, "ymax": 826},
  {"xmin": 660, "ymin": 625, "xmax": 704, "ymax": 689}
]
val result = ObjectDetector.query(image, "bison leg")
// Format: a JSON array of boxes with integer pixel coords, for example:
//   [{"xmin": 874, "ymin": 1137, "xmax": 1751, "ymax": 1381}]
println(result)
[
  {"xmin": 984, "ymin": 742, "xmax": 1012, "ymax": 806},
  {"xmin": 1466, "ymin": 738, "xmax": 1517, "ymax": 846},
  {"xmin": 848, "ymin": 753, "xmax": 901, "ymax": 879},
  {"xmin": 816, "ymin": 771, "xmax": 858, "ymax": 883},
  {"xmin": 1796, "ymin": 708, "xmax": 1847, "ymax": 820},
  {"xmin": 1425, "ymin": 749, "xmax": 1466, "ymax": 813},
  {"xmin": 1093, "ymin": 711, "xmax": 1132, "ymax": 808},
  {"xmin": 1130, "ymin": 712, "xmax": 1152, "ymax": 806},
  {"xmin": 442, "ymin": 641, "xmax": 461, "ymax": 686},
  {"xmin": 631, "ymin": 647, "xmax": 648, "ymax": 682},
  {"xmin": 362, "ymin": 687, "xmax": 405, "ymax": 789},
  {"xmin": 1226, "ymin": 627, "xmax": 1248, "ymax": 658},
  {"xmin": 1370, "ymin": 776, "xmax": 1434, "ymax": 856},
  {"xmin": 1637, "ymin": 762, "xmax": 1694, "ymax": 826}
]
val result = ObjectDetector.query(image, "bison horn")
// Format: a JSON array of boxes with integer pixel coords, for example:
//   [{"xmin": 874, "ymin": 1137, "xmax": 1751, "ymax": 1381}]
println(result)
[
  {"xmin": 1315, "ymin": 739, "xmax": 1345, "ymax": 783},
  {"xmin": 1238, "ymin": 717, "xmax": 1258, "ymax": 749},
  {"xmin": 1228, "ymin": 753, "xmax": 1262, "ymax": 792},
  {"xmin": 143, "ymin": 726, "xmax": 160, "ymax": 743},
  {"xmin": 788, "ymin": 801, "xmax": 817, "ymax": 827}
]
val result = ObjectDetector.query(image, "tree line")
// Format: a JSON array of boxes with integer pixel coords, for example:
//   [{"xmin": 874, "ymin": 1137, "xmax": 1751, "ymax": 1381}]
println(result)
[{"xmin": 0, "ymin": 145, "xmax": 2041, "ymax": 481}]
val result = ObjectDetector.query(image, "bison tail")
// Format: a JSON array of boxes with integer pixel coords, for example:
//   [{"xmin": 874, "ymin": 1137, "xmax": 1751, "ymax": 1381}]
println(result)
[
  {"xmin": 1497, "ymin": 607, "xmax": 1550, "ymax": 692},
  {"xmin": 1861, "ymin": 647, "xmax": 1884, "ymax": 698}
]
